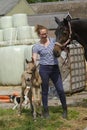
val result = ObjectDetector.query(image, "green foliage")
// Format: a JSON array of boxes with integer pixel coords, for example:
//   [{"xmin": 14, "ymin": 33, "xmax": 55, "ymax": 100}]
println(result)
[{"xmin": 0, "ymin": 106, "xmax": 80, "ymax": 130}]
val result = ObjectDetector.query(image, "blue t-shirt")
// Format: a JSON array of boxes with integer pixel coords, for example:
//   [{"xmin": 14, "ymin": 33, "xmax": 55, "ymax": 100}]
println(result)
[{"xmin": 32, "ymin": 38, "xmax": 58, "ymax": 65}]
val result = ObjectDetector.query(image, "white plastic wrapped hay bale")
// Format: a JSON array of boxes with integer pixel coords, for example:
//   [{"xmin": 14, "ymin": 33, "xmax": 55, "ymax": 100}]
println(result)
[
  {"xmin": 29, "ymin": 26, "xmax": 40, "ymax": 43},
  {"xmin": 12, "ymin": 13, "xmax": 28, "ymax": 27},
  {"xmin": 24, "ymin": 44, "xmax": 33, "ymax": 60},
  {"xmin": 3, "ymin": 28, "xmax": 17, "ymax": 44},
  {"xmin": 0, "ymin": 30, "xmax": 3, "ymax": 41},
  {"xmin": 0, "ymin": 16, "xmax": 12, "ymax": 29},
  {"xmin": 17, "ymin": 26, "xmax": 34, "ymax": 44},
  {"xmin": 0, "ymin": 45, "xmax": 33, "ymax": 85}
]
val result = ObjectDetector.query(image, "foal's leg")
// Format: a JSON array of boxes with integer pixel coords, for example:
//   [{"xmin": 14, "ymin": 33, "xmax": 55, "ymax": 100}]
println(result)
[
  {"xmin": 32, "ymin": 88, "xmax": 37, "ymax": 120},
  {"xmin": 29, "ymin": 88, "xmax": 34, "ymax": 114},
  {"xmin": 33, "ymin": 101, "xmax": 37, "ymax": 120},
  {"xmin": 19, "ymin": 87, "xmax": 25, "ymax": 115}
]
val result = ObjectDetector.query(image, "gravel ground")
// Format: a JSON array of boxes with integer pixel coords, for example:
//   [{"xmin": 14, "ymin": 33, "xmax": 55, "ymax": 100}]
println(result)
[{"xmin": 0, "ymin": 86, "xmax": 87, "ymax": 109}]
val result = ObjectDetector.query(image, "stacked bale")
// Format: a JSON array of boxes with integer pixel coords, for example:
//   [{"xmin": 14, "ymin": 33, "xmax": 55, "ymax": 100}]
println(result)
[
  {"xmin": 0, "ymin": 13, "xmax": 39, "ymax": 86},
  {"xmin": 0, "ymin": 13, "xmax": 39, "ymax": 45}
]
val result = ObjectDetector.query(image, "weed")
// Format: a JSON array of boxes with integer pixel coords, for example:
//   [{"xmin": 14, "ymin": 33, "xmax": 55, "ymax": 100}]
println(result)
[{"xmin": 0, "ymin": 106, "xmax": 86, "ymax": 130}]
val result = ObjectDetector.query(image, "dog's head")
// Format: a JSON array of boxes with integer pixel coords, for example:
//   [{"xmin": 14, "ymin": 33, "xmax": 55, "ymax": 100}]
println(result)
[
  {"xmin": 9, "ymin": 95, "xmax": 21, "ymax": 104},
  {"xmin": 9, "ymin": 95, "xmax": 16, "ymax": 102}
]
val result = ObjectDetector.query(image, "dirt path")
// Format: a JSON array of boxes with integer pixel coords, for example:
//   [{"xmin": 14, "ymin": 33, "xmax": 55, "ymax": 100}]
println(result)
[{"xmin": 0, "ymin": 86, "xmax": 87, "ymax": 109}]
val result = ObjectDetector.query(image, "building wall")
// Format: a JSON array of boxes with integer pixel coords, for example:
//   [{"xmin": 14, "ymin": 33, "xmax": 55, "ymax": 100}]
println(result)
[
  {"xmin": 7, "ymin": 0, "xmax": 35, "ymax": 16},
  {"xmin": 30, "ymin": 1, "xmax": 87, "ymax": 18}
]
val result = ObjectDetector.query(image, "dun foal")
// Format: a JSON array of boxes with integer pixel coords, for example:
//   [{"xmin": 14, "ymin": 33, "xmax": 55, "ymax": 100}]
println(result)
[{"xmin": 20, "ymin": 59, "xmax": 42, "ymax": 120}]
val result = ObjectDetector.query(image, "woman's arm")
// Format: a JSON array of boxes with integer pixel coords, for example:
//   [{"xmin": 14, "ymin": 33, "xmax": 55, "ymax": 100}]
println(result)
[{"xmin": 32, "ymin": 53, "xmax": 38, "ymax": 65}]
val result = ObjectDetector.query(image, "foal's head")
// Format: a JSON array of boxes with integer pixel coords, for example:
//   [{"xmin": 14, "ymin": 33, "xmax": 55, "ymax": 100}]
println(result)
[
  {"xmin": 25, "ymin": 58, "xmax": 36, "ymax": 72},
  {"xmin": 25, "ymin": 59, "xmax": 42, "ymax": 87},
  {"xmin": 24, "ymin": 59, "xmax": 36, "ymax": 84}
]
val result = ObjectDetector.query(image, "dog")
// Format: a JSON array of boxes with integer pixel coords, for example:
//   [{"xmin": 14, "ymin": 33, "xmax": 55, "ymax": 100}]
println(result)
[
  {"xmin": 20, "ymin": 58, "xmax": 42, "ymax": 120},
  {"xmin": 10, "ymin": 93, "xmax": 30, "ymax": 110},
  {"xmin": 9, "ymin": 95, "xmax": 21, "ymax": 110}
]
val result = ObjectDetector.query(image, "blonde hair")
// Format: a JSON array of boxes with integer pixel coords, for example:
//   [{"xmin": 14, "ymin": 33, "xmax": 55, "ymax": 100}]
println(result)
[{"xmin": 35, "ymin": 24, "xmax": 48, "ymax": 35}]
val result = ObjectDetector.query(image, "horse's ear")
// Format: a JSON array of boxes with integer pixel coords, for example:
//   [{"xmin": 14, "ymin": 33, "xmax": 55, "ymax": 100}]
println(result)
[
  {"xmin": 63, "ymin": 18, "xmax": 68, "ymax": 26},
  {"xmin": 26, "ymin": 59, "xmax": 29, "ymax": 64},
  {"xmin": 66, "ymin": 14, "xmax": 72, "ymax": 21},
  {"xmin": 63, "ymin": 13, "xmax": 72, "ymax": 25},
  {"xmin": 55, "ymin": 17, "xmax": 60, "ymax": 25},
  {"xmin": 63, "ymin": 14, "xmax": 72, "ymax": 26}
]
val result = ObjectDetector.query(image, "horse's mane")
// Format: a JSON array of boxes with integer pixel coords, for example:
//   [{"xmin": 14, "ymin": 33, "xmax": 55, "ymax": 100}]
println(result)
[
  {"xmin": 71, "ymin": 18, "xmax": 87, "ymax": 22},
  {"xmin": 72, "ymin": 18, "xmax": 80, "ymax": 20}
]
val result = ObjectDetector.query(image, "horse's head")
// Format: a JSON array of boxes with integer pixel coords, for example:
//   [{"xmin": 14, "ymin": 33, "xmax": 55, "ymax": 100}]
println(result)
[
  {"xmin": 25, "ymin": 58, "xmax": 42, "ymax": 87},
  {"xmin": 54, "ymin": 16, "xmax": 87, "ymax": 61},
  {"xmin": 23, "ymin": 58, "xmax": 36, "ymax": 86},
  {"xmin": 55, "ymin": 15, "xmax": 72, "ymax": 45},
  {"xmin": 25, "ymin": 58, "xmax": 36, "ymax": 72},
  {"xmin": 53, "ymin": 15, "xmax": 72, "ymax": 57}
]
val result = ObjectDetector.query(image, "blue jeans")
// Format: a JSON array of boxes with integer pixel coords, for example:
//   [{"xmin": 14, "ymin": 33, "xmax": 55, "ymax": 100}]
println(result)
[{"xmin": 39, "ymin": 65, "xmax": 67, "ymax": 110}]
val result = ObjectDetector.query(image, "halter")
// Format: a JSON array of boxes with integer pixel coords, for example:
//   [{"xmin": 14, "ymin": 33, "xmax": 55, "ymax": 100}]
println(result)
[
  {"xmin": 54, "ymin": 21, "xmax": 72, "ymax": 67},
  {"xmin": 55, "ymin": 21, "xmax": 72, "ymax": 48}
]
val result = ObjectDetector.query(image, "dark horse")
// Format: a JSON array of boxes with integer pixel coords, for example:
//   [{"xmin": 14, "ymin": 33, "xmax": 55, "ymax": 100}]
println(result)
[{"xmin": 54, "ymin": 15, "xmax": 87, "ymax": 61}]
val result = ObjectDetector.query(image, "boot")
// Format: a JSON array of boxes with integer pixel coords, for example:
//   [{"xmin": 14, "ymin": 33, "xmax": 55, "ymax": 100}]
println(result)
[
  {"xmin": 62, "ymin": 107, "xmax": 67, "ymax": 119},
  {"xmin": 58, "ymin": 92, "xmax": 67, "ymax": 119},
  {"xmin": 42, "ymin": 107, "xmax": 50, "ymax": 118}
]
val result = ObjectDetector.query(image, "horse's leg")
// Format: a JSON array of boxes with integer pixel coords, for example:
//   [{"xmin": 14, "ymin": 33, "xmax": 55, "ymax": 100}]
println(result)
[
  {"xmin": 33, "ymin": 101, "xmax": 37, "ymax": 121},
  {"xmin": 32, "ymin": 88, "xmax": 37, "ymax": 120},
  {"xmin": 19, "ymin": 87, "xmax": 25, "ymax": 115},
  {"xmin": 38, "ymin": 87, "xmax": 42, "ymax": 117},
  {"xmin": 29, "ymin": 88, "xmax": 34, "ymax": 115},
  {"xmin": 35, "ymin": 87, "xmax": 42, "ymax": 117}
]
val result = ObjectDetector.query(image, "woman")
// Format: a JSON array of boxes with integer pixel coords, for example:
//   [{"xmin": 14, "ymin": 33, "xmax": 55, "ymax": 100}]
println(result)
[{"xmin": 32, "ymin": 25, "xmax": 67, "ymax": 119}]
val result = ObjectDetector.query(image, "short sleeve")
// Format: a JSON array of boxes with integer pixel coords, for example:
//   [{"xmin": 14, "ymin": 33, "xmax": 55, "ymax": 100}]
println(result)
[{"xmin": 32, "ymin": 44, "xmax": 39, "ymax": 54}]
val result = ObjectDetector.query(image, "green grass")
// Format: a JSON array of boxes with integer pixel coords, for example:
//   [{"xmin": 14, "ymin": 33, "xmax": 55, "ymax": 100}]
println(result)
[{"xmin": 0, "ymin": 106, "xmax": 80, "ymax": 130}]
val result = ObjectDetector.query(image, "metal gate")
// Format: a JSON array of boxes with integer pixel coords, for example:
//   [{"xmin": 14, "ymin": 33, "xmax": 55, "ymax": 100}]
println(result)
[
  {"xmin": 60, "ymin": 40, "xmax": 86, "ymax": 94},
  {"xmin": 69, "ymin": 41, "xmax": 86, "ymax": 93}
]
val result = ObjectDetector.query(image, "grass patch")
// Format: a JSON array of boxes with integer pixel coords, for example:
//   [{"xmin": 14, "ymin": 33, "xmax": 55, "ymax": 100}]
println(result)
[{"xmin": 0, "ymin": 106, "xmax": 84, "ymax": 130}]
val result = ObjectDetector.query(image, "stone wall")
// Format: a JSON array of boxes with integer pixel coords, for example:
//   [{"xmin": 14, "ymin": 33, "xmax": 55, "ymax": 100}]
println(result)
[{"xmin": 30, "ymin": 0, "xmax": 87, "ymax": 18}]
